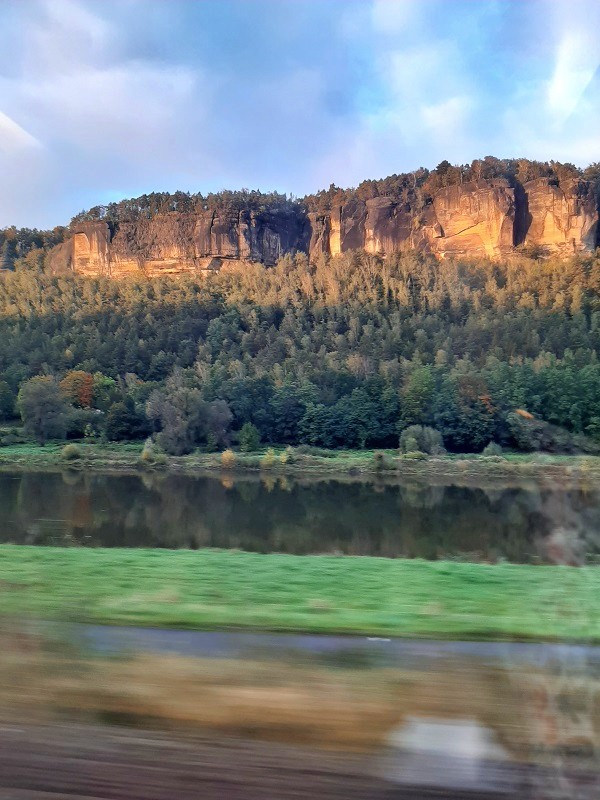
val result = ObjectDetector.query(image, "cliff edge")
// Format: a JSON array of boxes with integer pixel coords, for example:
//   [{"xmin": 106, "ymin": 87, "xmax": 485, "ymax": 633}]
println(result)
[{"xmin": 47, "ymin": 162, "xmax": 599, "ymax": 278}]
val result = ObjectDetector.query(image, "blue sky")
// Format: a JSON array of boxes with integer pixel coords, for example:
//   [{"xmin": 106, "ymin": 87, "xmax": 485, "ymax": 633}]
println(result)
[{"xmin": 1, "ymin": 0, "xmax": 599, "ymax": 228}]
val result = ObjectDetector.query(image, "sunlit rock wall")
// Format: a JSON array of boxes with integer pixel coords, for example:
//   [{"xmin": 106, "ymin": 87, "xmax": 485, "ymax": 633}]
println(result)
[{"xmin": 48, "ymin": 177, "xmax": 598, "ymax": 277}]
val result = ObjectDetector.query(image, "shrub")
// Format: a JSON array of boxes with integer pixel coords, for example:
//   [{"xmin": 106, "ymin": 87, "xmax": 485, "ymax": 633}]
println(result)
[
  {"xmin": 239, "ymin": 422, "xmax": 261, "ymax": 452},
  {"xmin": 399, "ymin": 425, "xmax": 445, "ymax": 455},
  {"xmin": 402, "ymin": 436, "xmax": 419, "ymax": 453},
  {"xmin": 139, "ymin": 448, "xmax": 153, "ymax": 465},
  {"xmin": 260, "ymin": 447, "xmax": 277, "ymax": 470},
  {"xmin": 294, "ymin": 444, "xmax": 336, "ymax": 457},
  {"xmin": 279, "ymin": 446, "xmax": 295, "ymax": 465},
  {"xmin": 373, "ymin": 451, "xmax": 393, "ymax": 470},
  {"xmin": 105, "ymin": 401, "xmax": 150, "ymax": 442},
  {"xmin": 205, "ymin": 432, "xmax": 219, "ymax": 453},
  {"xmin": 0, "ymin": 433, "xmax": 23, "ymax": 446},
  {"xmin": 482, "ymin": 441, "xmax": 503, "ymax": 456},
  {"xmin": 401, "ymin": 450, "xmax": 427, "ymax": 460},
  {"xmin": 221, "ymin": 448, "xmax": 236, "ymax": 468},
  {"xmin": 61, "ymin": 443, "xmax": 82, "ymax": 461},
  {"xmin": 66, "ymin": 408, "xmax": 102, "ymax": 439},
  {"xmin": 138, "ymin": 438, "xmax": 167, "ymax": 468},
  {"xmin": 504, "ymin": 412, "xmax": 600, "ymax": 454}
]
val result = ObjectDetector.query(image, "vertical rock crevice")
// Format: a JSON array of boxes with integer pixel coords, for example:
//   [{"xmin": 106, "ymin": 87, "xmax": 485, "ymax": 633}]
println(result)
[{"xmin": 512, "ymin": 181, "xmax": 531, "ymax": 247}]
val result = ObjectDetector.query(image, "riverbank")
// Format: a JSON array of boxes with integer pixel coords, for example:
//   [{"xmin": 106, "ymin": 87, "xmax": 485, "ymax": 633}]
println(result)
[
  {"xmin": 1, "ymin": 546, "xmax": 598, "ymax": 641},
  {"xmin": 1, "ymin": 440, "xmax": 600, "ymax": 484}
]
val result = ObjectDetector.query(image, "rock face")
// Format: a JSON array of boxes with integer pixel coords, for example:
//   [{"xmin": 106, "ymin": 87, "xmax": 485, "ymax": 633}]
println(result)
[
  {"xmin": 521, "ymin": 178, "xmax": 598, "ymax": 253},
  {"xmin": 430, "ymin": 179, "xmax": 516, "ymax": 257},
  {"xmin": 48, "ymin": 208, "xmax": 310, "ymax": 278},
  {"xmin": 48, "ymin": 176, "xmax": 598, "ymax": 278}
]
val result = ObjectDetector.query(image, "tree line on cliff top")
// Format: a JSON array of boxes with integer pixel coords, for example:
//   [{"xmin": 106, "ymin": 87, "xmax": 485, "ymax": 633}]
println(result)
[
  {"xmin": 1, "ymin": 247, "xmax": 600, "ymax": 455},
  {"xmin": 67, "ymin": 156, "xmax": 600, "ymax": 223},
  {"xmin": 1, "ymin": 157, "xmax": 599, "ymax": 272}
]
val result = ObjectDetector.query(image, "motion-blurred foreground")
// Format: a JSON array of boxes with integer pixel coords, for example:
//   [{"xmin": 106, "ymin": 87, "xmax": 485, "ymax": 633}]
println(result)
[{"xmin": 0, "ymin": 624, "xmax": 598, "ymax": 799}]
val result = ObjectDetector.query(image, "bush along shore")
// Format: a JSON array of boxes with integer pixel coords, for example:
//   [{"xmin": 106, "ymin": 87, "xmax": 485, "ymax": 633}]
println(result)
[
  {"xmin": 1, "ymin": 439, "xmax": 600, "ymax": 485},
  {"xmin": 0, "ymin": 546, "xmax": 598, "ymax": 642}
]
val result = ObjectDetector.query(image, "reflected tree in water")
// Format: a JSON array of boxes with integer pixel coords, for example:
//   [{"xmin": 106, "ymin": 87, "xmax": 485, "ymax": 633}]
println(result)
[{"xmin": 1, "ymin": 471, "xmax": 599, "ymax": 563}]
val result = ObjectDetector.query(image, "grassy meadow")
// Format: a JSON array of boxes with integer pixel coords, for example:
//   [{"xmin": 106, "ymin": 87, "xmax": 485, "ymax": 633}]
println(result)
[
  {"xmin": 1, "ymin": 546, "xmax": 598, "ymax": 641},
  {"xmin": 1, "ymin": 438, "xmax": 600, "ymax": 484}
]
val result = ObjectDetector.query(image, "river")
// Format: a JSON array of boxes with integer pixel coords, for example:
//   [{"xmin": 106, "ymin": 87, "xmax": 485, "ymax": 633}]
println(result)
[{"xmin": 1, "ymin": 468, "xmax": 599, "ymax": 563}]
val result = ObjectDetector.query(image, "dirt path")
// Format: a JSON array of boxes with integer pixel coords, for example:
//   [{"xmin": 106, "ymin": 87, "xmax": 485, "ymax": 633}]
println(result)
[
  {"xmin": 0, "ymin": 720, "xmax": 532, "ymax": 800},
  {"xmin": 2, "ymin": 720, "xmax": 599, "ymax": 800}
]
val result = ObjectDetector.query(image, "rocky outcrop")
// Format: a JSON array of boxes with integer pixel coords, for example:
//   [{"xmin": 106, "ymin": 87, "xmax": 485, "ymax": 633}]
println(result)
[
  {"xmin": 49, "ymin": 208, "xmax": 310, "ymax": 278},
  {"xmin": 312, "ymin": 177, "xmax": 596, "ymax": 260},
  {"xmin": 521, "ymin": 178, "xmax": 598, "ymax": 254},
  {"xmin": 429, "ymin": 179, "xmax": 516, "ymax": 257},
  {"xmin": 48, "ymin": 176, "xmax": 598, "ymax": 277}
]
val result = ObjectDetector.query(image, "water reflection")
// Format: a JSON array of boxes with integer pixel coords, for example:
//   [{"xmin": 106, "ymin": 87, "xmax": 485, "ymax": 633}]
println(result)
[{"xmin": 1, "ymin": 469, "xmax": 599, "ymax": 563}]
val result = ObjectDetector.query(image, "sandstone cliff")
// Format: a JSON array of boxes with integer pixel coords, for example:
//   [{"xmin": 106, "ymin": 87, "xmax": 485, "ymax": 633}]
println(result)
[
  {"xmin": 48, "ymin": 172, "xmax": 599, "ymax": 278},
  {"xmin": 521, "ymin": 178, "xmax": 598, "ymax": 252},
  {"xmin": 48, "ymin": 207, "xmax": 309, "ymax": 278}
]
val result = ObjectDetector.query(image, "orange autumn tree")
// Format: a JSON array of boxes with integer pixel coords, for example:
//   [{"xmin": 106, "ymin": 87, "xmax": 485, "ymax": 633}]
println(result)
[{"xmin": 59, "ymin": 370, "xmax": 94, "ymax": 408}]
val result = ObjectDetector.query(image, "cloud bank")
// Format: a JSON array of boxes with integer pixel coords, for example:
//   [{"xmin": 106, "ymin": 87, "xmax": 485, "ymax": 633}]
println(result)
[{"xmin": 0, "ymin": 0, "xmax": 599, "ymax": 228}]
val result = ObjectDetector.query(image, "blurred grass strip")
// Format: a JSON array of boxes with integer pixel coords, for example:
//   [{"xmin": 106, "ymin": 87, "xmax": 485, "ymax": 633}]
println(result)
[{"xmin": 0, "ymin": 545, "xmax": 598, "ymax": 641}]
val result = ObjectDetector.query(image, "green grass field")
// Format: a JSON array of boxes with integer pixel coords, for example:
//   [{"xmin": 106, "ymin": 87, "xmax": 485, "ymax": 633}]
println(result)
[{"xmin": 1, "ymin": 546, "xmax": 598, "ymax": 641}]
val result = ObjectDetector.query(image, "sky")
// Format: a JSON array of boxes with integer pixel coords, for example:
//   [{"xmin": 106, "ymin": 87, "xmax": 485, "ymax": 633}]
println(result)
[{"xmin": 1, "ymin": 0, "xmax": 599, "ymax": 229}]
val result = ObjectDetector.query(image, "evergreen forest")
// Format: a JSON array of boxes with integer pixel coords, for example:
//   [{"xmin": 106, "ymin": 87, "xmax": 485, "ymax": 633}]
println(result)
[{"xmin": 1, "ymin": 246, "xmax": 600, "ymax": 455}]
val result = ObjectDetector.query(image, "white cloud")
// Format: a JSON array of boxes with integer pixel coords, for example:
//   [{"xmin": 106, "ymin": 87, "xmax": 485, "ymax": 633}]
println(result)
[
  {"xmin": 493, "ymin": 0, "xmax": 600, "ymax": 163},
  {"xmin": 421, "ymin": 96, "xmax": 473, "ymax": 142},
  {"xmin": 1, "ymin": 0, "xmax": 599, "ymax": 228},
  {"xmin": 0, "ymin": 0, "xmax": 215, "ymax": 226},
  {"xmin": 308, "ymin": 2, "xmax": 479, "ymax": 187},
  {"xmin": 0, "ymin": 111, "xmax": 40, "ymax": 154},
  {"xmin": 371, "ymin": 0, "xmax": 422, "ymax": 34},
  {"xmin": 22, "ymin": 63, "xmax": 198, "ymax": 160},
  {"xmin": 313, "ymin": 0, "xmax": 600, "ymax": 190},
  {"xmin": 546, "ymin": 31, "xmax": 600, "ymax": 124},
  {"xmin": 25, "ymin": 0, "xmax": 113, "ymax": 74}
]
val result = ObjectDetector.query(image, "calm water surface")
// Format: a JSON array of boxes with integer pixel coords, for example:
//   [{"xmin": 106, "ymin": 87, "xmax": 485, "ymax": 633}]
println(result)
[{"xmin": 1, "ymin": 469, "xmax": 599, "ymax": 563}]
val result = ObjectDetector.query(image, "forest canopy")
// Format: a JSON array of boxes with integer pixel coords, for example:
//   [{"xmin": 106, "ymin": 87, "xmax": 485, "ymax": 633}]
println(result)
[{"xmin": 1, "ymin": 247, "xmax": 600, "ymax": 455}]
